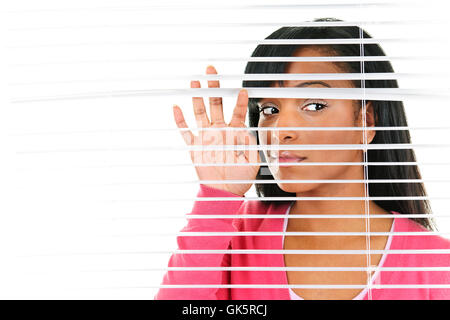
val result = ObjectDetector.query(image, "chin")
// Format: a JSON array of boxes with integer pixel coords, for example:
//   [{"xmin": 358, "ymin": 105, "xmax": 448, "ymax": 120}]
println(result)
[{"xmin": 277, "ymin": 182, "xmax": 319, "ymax": 194}]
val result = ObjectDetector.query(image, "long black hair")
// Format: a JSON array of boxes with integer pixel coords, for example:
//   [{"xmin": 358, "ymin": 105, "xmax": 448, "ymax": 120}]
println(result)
[{"xmin": 242, "ymin": 18, "xmax": 435, "ymax": 231}]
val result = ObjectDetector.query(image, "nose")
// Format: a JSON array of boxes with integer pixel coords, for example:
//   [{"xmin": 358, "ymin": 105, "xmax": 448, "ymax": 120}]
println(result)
[
  {"xmin": 278, "ymin": 128, "xmax": 296, "ymax": 142},
  {"xmin": 275, "ymin": 109, "xmax": 303, "ymax": 143}
]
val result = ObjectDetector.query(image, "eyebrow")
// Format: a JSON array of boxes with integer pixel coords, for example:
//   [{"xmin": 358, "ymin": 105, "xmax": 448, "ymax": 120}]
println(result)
[{"xmin": 293, "ymin": 81, "xmax": 331, "ymax": 88}]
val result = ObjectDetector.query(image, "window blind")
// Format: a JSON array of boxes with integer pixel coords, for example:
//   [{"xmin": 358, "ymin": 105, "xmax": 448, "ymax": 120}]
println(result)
[{"xmin": 3, "ymin": 0, "xmax": 450, "ymax": 300}]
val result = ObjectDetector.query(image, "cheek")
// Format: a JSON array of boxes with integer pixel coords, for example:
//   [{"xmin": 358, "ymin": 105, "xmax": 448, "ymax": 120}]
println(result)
[
  {"xmin": 304, "ymin": 130, "xmax": 361, "ymax": 164},
  {"xmin": 257, "ymin": 127, "xmax": 275, "ymax": 146},
  {"xmin": 302, "ymin": 128, "xmax": 360, "ymax": 145}
]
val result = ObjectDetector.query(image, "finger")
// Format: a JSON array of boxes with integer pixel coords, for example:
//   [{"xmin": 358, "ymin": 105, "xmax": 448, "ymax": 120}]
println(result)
[
  {"xmin": 173, "ymin": 105, "xmax": 195, "ymax": 146},
  {"xmin": 232, "ymin": 134, "xmax": 244, "ymax": 162},
  {"xmin": 244, "ymin": 134, "xmax": 259, "ymax": 163},
  {"xmin": 242, "ymin": 134, "xmax": 250, "ymax": 161},
  {"xmin": 191, "ymin": 80, "xmax": 210, "ymax": 128},
  {"xmin": 206, "ymin": 65, "xmax": 225, "ymax": 125},
  {"xmin": 229, "ymin": 89, "xmax": 248, "ymax": 127}
]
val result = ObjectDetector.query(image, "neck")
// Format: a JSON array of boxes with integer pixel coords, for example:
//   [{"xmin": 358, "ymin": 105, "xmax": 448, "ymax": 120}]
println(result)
[{"xmin": 288, "ymin": 165, "xmax": 391, "ymax": 233}]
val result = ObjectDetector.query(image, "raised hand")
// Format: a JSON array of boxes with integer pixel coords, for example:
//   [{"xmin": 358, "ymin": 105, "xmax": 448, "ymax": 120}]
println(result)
[{"xmin": 172, "ymin": 65, "xmax": 260, "ymax": 196}]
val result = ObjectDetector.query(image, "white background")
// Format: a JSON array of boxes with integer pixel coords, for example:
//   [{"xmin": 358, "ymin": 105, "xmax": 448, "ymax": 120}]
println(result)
[{"xmin": 1, "ymin": 0, "xmax": 450, "ymax": 299}]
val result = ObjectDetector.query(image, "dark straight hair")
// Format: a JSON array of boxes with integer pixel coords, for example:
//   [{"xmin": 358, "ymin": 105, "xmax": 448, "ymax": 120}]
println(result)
[{"xmin": 242, "ymin": 18, "xmax": 436, "ymax": 231}]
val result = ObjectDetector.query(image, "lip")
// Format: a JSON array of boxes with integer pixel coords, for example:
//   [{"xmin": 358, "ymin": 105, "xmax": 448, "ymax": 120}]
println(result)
[
  {"xmin": 278, "ymin": 157, "xmax": 306, "ymax": 163},
  {"xmin": 278, "ymin": 156, "xmax": 306, "ymax": 163},
  {"xmin": 272, "ymin": 151, "xmax": 307, "ymax": 163}
]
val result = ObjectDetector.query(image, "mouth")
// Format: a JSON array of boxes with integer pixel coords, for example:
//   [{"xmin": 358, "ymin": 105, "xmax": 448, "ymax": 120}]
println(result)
[
  {"xmin": 268, "ymin": 151, "xmax": 307, "ymax": 163},
  {"xmin": 277, "ymin": 156, "xmax": 307, "ymax": 163}
]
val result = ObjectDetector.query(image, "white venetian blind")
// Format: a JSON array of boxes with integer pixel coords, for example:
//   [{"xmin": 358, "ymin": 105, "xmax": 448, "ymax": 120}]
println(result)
[{"xmin": 1, "ymin": 0, "xmax": 450, "ymax": 299}]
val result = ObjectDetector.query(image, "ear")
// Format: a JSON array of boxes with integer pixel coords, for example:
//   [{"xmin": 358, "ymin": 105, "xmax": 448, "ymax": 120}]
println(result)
[{"xmin": 356, "ymin": 101, "xmax": 376, "ymax": 144}]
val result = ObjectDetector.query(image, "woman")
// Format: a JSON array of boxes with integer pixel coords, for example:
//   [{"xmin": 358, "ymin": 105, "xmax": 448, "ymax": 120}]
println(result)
[{"xmin": 156, "ymin": 18, "xmax": 450, "ymax": 300}]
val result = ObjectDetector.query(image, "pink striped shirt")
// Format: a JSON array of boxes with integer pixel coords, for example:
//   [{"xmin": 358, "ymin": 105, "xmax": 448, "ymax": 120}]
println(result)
[{"xmin": 155, "ymin": 184, "xmax": 450, "ymax": 300}]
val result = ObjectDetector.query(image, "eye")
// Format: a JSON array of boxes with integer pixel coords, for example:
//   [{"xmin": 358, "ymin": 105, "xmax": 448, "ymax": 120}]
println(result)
[
  {"xmin": 302, "ymin": 101, "xmax": 328, "ymax": 112},
  {"xmin": 258, "ymin": 103, "xmax": 279, "ymax": 116}
]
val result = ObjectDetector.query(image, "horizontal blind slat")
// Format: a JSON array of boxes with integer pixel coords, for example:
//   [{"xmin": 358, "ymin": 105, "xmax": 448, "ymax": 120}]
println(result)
[{"xmin": 13, "ymin": 88, "xmax": 450, "ymax": 103}]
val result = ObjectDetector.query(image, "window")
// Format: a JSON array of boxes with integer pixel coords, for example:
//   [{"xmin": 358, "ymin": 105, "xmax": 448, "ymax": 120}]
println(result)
[{"xmin": 4, "ymin": 0, "xmax": 450, "ymax": 299}]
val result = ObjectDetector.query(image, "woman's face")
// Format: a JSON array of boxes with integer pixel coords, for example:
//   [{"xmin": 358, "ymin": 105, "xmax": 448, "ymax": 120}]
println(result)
[{"xmin": 258, "ymin": 47, "xmax": 375, "ymax": 194}]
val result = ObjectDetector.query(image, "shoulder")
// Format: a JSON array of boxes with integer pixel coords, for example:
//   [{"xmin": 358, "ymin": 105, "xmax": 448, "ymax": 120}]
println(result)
[
  {"xmin": 389, "ymin": 214, "xmax": 450, "ymax": 275},
  {"xmin": 232, "ymin": 200, "xmax": 290, "ymax": 231},
  {"xmin": 394, "ymin": 213, "xmax": 450, "ymax": 249}
]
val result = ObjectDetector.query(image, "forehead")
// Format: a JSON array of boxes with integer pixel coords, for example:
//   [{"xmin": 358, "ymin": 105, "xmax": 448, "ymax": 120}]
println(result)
[
  {"xmin": 275, "ymin": 47, "xmax": 353, "ymax": 88},
  {"xmin": 286, "ymin": 47, "xmax": 343, "ymax": 73}
]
